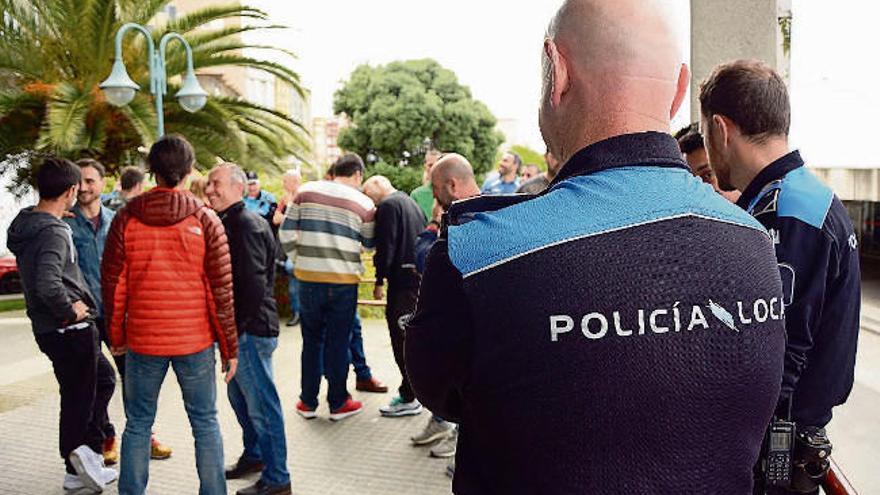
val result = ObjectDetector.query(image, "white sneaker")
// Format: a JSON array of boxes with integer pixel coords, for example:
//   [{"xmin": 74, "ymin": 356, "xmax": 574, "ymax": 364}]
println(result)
[
  {"xmin": 63, "ymin": 473, "xmax": 85, "ymax": 491},
  {"xmin": 411, "ymin": 417, "xmax": 455, "ymax": 445},
  {"xmin": 69, "ymin": 445, "xmax": 106, "ymax": 493},
  {"xmin": 101, "ymin": 467, "xmax": 118, "ymax": 484},
  {"xmin": 379, "ymin": 396, "xmax": 423, "ymax": 417},
  {"xmin": 430, "ymin": 428, "xmax": 458, "ymax": 458}
]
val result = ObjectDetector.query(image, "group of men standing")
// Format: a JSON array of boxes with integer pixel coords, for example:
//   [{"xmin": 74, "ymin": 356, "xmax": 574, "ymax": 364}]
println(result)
[
  {"xmin": 10, "ymin": 136, "xmax": 294, "ymax": 495},
  {"xmin": 7, "ymin": 1, "xmax": 863, "ymax": 494}
]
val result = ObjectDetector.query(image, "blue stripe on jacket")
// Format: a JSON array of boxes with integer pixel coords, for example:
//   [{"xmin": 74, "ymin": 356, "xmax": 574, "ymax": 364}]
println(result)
[{"xmin": 448, "ymin": 166, "xmax": 768, "ymax": 277}]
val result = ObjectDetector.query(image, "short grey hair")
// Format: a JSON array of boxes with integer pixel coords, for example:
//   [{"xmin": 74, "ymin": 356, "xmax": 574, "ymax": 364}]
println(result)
[
  {"xmin": 283, "ymin": 168, "xmax": 301, "ymax": 179},
  {"xmin": 216, "ymin": 162, "xmax": 247, "ymax": 186}
]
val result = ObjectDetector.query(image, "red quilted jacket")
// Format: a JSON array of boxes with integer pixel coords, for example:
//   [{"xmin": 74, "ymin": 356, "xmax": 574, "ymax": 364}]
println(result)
[{"xmin": 101, "ymin": 188, "xmax": 238, "ymax": 361}]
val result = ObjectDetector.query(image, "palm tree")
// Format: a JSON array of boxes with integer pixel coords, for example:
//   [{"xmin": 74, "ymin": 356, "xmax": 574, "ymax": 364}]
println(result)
[{"xmin": 0, "ymin": 0, "xmax": 309, "ymax": 179}]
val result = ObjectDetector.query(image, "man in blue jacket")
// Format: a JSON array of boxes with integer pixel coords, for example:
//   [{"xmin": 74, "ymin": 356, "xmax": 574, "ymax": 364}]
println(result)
[
  {"xmin": 405, "ymin": 1, "xmax": 787, "ymax": 493},
  {"xmin": 65, "ymin": 159, "xmax": 119, "ymax": 466},
  {"xmin": 700, "ymin": 59, "xmax": 860, "ymax": 494}
]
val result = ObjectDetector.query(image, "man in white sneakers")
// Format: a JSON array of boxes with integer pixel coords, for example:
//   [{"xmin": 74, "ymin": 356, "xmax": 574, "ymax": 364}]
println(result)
[{"xmin": 7, "ymin": 157, "xmax": 117, "ymax": 492}]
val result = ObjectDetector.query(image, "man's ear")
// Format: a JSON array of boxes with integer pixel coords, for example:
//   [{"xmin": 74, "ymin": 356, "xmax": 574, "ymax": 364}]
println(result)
[
  {"xmin": 670, "ymin": 63, "xmax": 690, "ymax": 119},
  {"xmin": 544, "ymin": 39, "xmax": 570, "ymax": 108},
  {"xmin": 712, "ymin": 114, "xmax": 732, "ymax": 148}
]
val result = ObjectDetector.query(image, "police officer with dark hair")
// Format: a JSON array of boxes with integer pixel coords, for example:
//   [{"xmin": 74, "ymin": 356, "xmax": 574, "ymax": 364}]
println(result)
[{"xmin": 700, "ymin": 59, "xmax": 860, "ymax": 494}]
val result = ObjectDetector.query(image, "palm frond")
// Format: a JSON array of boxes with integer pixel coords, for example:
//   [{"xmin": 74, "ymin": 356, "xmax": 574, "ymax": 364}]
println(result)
[
  {"xmin": 153, "ymin": 5, "xmax": 268, "ymax": 39},
  {"xmin": 191, "ymin": 54, "xmax": 304, "ymax": 95},
  {"xmin": 37, "ymin": 82, "xmax": 92, "ymax": 153},
  {"xmin": 85, "ymin": 0, "xmax": 118, "ymax": 78},
  {"xmin": 118, "ymin": 0, "xmax": 170, "ymax": 27},
  {"xmin": 184, "ymin": 24, "xmax": 287, "ymax": 51},
  {"xmin": 117, "ymin": 94, "xmax": 157, "ymax": 146}
]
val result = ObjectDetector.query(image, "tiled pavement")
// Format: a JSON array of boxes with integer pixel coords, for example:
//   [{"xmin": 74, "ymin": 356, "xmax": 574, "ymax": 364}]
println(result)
[
  {"xmin": 4, "ymin": 298, "xmax": 880, "ymax": 495},
  {"xmin": 0, "ymin": 312, "xmax": 453, "ymax": 495}
]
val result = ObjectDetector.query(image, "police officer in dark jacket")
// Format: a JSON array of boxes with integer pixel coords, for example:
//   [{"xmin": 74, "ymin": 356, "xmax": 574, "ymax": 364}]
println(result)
[
  {"xmin": 362, "ymin": 175, "xmax": 427, "ymax": 417},
  {"xmin": 206, "ymin": 163, "xmax": 291, "ymax": 495},
  {"xmin": 700, "ymin": 60, "xmax": 860, "ymax": 494},
  {"xmin": 405, "ymin": 2, "xmax": 787, "ymax": 494}
]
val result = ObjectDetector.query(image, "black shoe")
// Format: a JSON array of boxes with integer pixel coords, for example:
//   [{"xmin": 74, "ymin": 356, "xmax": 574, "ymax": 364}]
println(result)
[
  {"xmin": 286, "ymin": 313, "xmax": 300, "ymax": 327},
  {"xmin": 236, "ymin": 480, "xmax": 292, "ymax": 495},
  {"xmin": 225, "ymin": 457, "xmax": 265, "ymax": 480}
]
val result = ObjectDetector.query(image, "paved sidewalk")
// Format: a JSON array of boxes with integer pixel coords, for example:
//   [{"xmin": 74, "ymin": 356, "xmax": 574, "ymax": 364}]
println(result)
[{"xmin": 0, "ymin": 313, "xmax": 453, "ymax": 495}]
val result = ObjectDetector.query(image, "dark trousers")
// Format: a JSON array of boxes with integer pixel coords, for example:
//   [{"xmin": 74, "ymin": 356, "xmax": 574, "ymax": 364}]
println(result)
[
  {"xmin": 35, "ymin": 323, "xmax": 116, "ymax": 474},
  {"xmin": 349, "ymin": 313, "xmax": 372, "ymax": 381},
  {"xmin": 299, "ymin": 282, "xmax": 358, "ymax": 410},
  {"xmin": 96, "ymin": 317, "xmax": 121, "ymax": 438},
  {"xmin": 386, "ymin": 274, "xmax": 420, "ymax": 402}
]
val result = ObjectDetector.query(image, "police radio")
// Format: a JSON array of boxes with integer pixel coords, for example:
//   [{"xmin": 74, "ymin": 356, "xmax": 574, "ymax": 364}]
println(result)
[{"xmin": 765, "ymin": 419, "xmax": 795, "ymax": 487}]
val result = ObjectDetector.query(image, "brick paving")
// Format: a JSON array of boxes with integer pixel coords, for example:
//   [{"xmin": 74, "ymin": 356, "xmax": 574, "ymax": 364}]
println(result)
[{"xmin": 0, "ymin": 312, "xmax": 453, "ymax": 494}]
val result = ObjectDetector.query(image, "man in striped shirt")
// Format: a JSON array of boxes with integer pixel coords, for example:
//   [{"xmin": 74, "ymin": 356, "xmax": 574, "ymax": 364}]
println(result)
[{"xmin": 279, "ymin": 154, "xmax": 376, "ymax": 421}]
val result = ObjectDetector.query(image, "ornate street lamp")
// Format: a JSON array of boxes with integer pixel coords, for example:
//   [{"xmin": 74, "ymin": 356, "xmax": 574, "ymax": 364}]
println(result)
[{"xmin": 99, "ymin": 23, "xmax": 208, "ymax": 137}]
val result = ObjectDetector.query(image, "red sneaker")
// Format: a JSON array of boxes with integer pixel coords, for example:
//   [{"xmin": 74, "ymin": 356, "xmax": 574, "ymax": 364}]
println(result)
[
  {"xmin": 295, "ymin": 400, "xmax": 317, "ymax": 419},
  {"xmin": 329, "ymin": 398, "xmax": 363, "ymax": 422}
]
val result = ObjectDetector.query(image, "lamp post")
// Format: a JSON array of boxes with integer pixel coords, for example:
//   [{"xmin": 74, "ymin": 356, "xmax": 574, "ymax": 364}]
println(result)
[{"xmin": 99, "ymin": 23, "xmax": 208, "ymax": 137}]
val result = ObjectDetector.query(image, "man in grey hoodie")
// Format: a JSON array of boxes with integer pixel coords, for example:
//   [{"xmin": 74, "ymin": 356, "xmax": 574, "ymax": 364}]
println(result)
[{"xmin": 7, "ymin": 157, "xmax": 117, "ymax": 493}]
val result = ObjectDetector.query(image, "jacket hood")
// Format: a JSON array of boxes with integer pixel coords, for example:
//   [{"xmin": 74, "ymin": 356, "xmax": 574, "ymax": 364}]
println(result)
[
  {"xmin": 7, "ymin": 207, "xmax": 68, "ymax": 256},
  {"xmin": 125, "ymin": 188, "xmax": 205, "ymax": 226}
]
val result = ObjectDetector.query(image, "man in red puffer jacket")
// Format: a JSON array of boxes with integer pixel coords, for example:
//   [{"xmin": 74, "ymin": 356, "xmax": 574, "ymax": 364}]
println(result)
[{"xmin": 102, "ymin": 134, "xmax": 238, "ymax": 495}]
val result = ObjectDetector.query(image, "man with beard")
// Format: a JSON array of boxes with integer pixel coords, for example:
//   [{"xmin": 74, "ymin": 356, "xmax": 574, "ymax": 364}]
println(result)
[{"xmin": 700, "ymin": 60, "xmax": 860, "ymax": 494}]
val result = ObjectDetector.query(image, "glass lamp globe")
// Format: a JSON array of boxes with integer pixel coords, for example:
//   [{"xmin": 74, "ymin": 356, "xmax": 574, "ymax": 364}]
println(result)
[
  {"xmin": 99, "ymin": 59, "xmax": 140, "ymax": 107},
  {"xmin": 176, "ymin": 72, "xmax": 208, "ymax": 113}
]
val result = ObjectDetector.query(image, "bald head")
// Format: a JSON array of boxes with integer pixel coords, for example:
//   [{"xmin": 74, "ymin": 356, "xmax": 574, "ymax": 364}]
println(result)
[
  {"xmin": 540, "ymin": 0, "xmax": 689, "ymax": 164},
  {"xmin": 431, "ymin": 154, "xmax": 481, "ymax": 210},
  {"xmin": 362, "ymin": 175, "xmax": 395, "ymax": 205}
]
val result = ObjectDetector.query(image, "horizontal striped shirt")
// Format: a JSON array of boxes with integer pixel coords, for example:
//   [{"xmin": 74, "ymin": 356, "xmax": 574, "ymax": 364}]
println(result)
[{"xmin": 279, "ymin": 180, "xmax": 376, "ymax": 284}]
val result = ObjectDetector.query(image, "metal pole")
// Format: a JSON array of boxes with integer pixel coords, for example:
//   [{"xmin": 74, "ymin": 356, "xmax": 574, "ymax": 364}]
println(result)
[{"xmin": 113, "ymin": 23, "xmax": 161, "ymax": 136}]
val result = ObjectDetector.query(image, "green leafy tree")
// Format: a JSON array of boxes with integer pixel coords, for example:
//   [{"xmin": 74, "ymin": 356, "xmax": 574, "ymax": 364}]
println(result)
[
  {"xmin": 333, "ymin": 59, "xmax": 503, "ymax": 177},
  {"xmin": 0, "ymin": 0, "xmax": 309, "ymax": 180}
]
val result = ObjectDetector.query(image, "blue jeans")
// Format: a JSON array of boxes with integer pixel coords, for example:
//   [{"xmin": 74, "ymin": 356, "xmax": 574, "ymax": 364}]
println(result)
[
  {"xmin": 120, "ymin": 347, "xmax": 225, "ymax": 495},
  {"xmin": 227, "ymin": 333, "xmax": 290, "ymax": 486},
  {"xmin": 284, "ymin": 260, "xmax": 300, "ymax": 316},
  {"xmin": 349, "ymin": 313, "xmax": 372, "ymax": 381},
  {"xmin": 299, "ymin": 282, "xmax": 357, "ymax": 410}
]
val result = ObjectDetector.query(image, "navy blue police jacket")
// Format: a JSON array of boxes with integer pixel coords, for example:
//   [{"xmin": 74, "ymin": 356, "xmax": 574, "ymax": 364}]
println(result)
[
  {"xmin": 736, "ymin": 151, "xmax": 860, "ymax": 428},
  {"xmin": 406, "ymin": 132, "xmax": 786, "ymax": 495}
]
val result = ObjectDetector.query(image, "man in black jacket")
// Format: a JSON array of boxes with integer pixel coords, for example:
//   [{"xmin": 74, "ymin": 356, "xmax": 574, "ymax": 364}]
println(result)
[
  {"xmin": 206, "ymin": 163, "xmax": 290, "ymax": 495},
  {"xmin": 7, "ymin": 157, "xmax": 117, "ymax": 492},
  {"xmin": 362, "ymin": 175, "xmax": 427, "ymax": 417},
  {"xmin": 405, "ymin": 1, "xmax": 786, "ymax": 494}
]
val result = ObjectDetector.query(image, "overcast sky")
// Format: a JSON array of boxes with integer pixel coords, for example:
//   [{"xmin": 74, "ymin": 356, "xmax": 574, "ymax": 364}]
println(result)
[{"xmin": 247, "ymin": 0, "xmax": 876, "ymax": 167}]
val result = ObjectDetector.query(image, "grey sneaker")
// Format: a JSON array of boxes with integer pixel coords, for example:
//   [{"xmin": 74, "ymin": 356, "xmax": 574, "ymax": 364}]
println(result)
[
  {"xmin": 379, "ymin": 396, "xmax": 423, "ymax": 417},
  {"xmin": 430, "ymin": 428, "xmax": 458, "ymax": 458},
  {"xmin": 411, "ymin": 417, "xmax": 455, "ymax": 445}
]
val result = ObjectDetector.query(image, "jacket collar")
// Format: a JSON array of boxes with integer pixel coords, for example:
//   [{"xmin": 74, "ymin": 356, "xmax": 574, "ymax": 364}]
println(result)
[
  {"xmin": 72, "ymin": 204, "xmax": 112, "ymax": 229},
  {"xmin": 218, "ymin": 201, "xmax": 245, "ymax": 220},
  {"xmin": 550, "ymin": 131, "xmax": 689, "ymax": 187},
  {"xmin": 735, "ymin": 150, "xmax": 804, "ymax": 211}
]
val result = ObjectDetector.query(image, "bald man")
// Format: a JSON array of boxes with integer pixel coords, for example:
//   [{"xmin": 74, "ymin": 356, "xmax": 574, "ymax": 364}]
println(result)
[
  {"xmin": 430, "ymin": 154, "xmax": 482, "ymax": 210},
  {"xmin": 406, "ymin": 1, "xmax": 786, "ymax": 493},
  {"xmin": 362, "ymin": 175, "xmax": 426, "ymax": 417}
]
